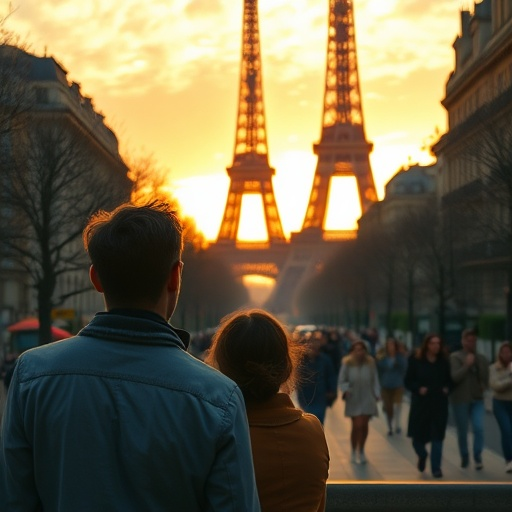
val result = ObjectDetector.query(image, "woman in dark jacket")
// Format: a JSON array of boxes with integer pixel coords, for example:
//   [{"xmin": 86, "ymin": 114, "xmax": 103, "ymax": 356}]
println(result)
[{"xmin": 405, "ymin": 333, "xmax": 452, "ymax": 478}]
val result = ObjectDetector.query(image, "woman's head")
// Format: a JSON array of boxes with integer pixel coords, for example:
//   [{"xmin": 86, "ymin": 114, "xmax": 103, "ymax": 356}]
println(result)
[
  {"xmin": 497, "ymin": 341, "xmax": 512, "ymax": 367},
  {"xmin": 349, "ymin": 340, "xmax": 369, "ymax": 362},
  {"xmin": 205, "ymin": 309, "xmax": 303, "ymax": 402},
  {"xmin": 385, "ymin": 337, "xmax": 398, "ymax": 356},
  {"xmin": 418, "ymin": 333, "xmax": 445, "ymax": 359}
]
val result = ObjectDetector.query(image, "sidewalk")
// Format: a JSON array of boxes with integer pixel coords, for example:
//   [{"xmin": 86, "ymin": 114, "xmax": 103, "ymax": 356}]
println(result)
[{"xmin": 324, "ymin": 398, "xmax": 511, "ymax": 482}]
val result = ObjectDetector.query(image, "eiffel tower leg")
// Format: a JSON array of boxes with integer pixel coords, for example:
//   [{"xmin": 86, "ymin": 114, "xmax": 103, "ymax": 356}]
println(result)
[
  {"xmin": 355, "ymin": 159, "xmax": 378, "ymax": 213},
  {"xmin": 217, "ymin": 183, "xmax": 243, "ymax": 243},
  {"xmin": 302, "ymin": 170, "xmax": 331, "ymax": 230},
  {"xmin": 260, "ymin": 180, "xmax": 285, "ymax": 241}
]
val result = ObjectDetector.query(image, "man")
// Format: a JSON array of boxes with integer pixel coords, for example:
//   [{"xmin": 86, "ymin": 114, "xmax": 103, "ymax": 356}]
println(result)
[
  {"xmin": 296, "ymin": 331, "xmax": 337, "ymax": 425},
  {"xmin": 449, "ymin": 328, "xmax": 489, "ymax": 470},
  {"xmin": 0, "ymin": 202, "xmax": 260, "ymax": 512}
]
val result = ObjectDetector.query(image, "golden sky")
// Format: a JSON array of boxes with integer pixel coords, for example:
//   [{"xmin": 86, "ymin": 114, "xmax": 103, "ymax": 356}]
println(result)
[{"xmin": 6, "ymin": 0, "xmax": 466, "ymax": 240}]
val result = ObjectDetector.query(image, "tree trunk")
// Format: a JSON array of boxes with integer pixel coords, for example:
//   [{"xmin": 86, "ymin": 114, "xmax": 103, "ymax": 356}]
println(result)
[
  {"xmin": 438, "ymin": 263, "xmax": 446, "ymax": 339},
  {"xmin": 37, "ymin": 279, "xmax": 54, "ymax": 345},
  {"xmin": 506, "ymin": 269, "xmax": 512, "ymax": 340},
  {"xmin": 407, "ymin": 271, "xmax": 416, "ymax": 345},
  {"xmin": 385, "ymin": 266, "xmax": 395, "ymax": 337}
]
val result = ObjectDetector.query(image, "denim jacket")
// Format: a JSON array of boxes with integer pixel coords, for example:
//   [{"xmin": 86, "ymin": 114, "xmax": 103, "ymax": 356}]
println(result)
[{"xmin": 0, "ymin": 311, "xmax": 260, "ymax": 512}]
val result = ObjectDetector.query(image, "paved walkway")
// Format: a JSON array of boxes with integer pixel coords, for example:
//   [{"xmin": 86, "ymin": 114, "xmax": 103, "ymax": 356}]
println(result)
[{"xmin": 324, "ymin": 398, "xmax": 512, "ymax": 482}]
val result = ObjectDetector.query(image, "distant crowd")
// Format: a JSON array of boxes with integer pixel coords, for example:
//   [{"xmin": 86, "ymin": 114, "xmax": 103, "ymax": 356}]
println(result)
[{"xmin": 188, "ymin": 323, "xmax": 512, "ymax": 478}]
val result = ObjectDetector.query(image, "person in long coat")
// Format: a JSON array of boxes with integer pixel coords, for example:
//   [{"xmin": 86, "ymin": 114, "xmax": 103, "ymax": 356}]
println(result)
[
  {"xmin": 338, "ymin": 340, "xmax": 380, "ymax": 464},
  {"xmin": 405, "ymin": 333, "xmax": 452, "ymax": 478}
]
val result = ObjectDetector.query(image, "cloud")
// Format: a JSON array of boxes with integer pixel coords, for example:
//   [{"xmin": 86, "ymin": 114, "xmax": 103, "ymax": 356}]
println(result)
[
  {"xmin": 7, "ymin": 0, "xmax": 241, "ymax": 96},
  {"xmin": 5, "ymin": 0, "xmax": 463, "ymax": 101},
  {"xmin": 185, "ymin": 0, "xmax": 223, "ymax": 18}
]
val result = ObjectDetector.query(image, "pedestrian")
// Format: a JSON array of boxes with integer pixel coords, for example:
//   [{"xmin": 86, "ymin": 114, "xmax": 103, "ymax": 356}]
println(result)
[
  {"xmin": 405, "ymin": 333, "xmax": 452, "ymax": 478},
  {"xmin": 296, "ymin": 330, "xmax": 338, "ymax": 424},
  {"xmin": 376, "ymin": 337, "xmax": 408, "ymax": 435},
  {"xmin": 489, "ymin": 341, "xmax": 512, "ymax": 473},
  {"xmin": 338, "ymin": 340, "xmax": 380, "ymax": 464},
  {"xmin": 0, "ymin": 201, "xmax": 260, "ymax": 512},
  {"xmin": 322, "ymin": 328, "xmax": 343, "ymax": 376},
  {"xmin": 449, "ymin": 328, "xmax": 489, "ymax": 470},
  {"xmin": 206, "ymin": 309, "xmax": 329, "ymax": 512}
]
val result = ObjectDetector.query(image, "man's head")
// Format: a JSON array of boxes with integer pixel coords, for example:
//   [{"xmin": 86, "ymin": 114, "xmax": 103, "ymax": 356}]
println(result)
[
  {"xmin": 83, "ymin": 201, "xmax": 183, "ymax": 317},
  {"xmin": 461, "ymin": 328, "xmax": 477, "ymax": 353}
]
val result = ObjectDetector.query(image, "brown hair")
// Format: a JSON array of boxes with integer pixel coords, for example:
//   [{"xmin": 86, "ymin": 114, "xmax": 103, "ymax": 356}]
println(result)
[
  {"xmin": 205, "ymin": 309, "xmax": 304, "ymax": 402},
  {"xmin": 416, "ymin": 333, "xmax": 447, "ymax": 360},
  {"xmin": 83, "ymin": 200, "xmax": 183, "ymax": 306},
  {"xmin": 497, "ymin": 341, "xmax": 512, "ymax": 367},
  {"xmin": 350, "ymin": 340, "xmax": 369, "ymax": 353}
]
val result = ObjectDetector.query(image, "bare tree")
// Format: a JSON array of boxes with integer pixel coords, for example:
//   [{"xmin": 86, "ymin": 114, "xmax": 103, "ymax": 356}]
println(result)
[
  {"xmin": 394, "ymin": 206, "xmax": 434, "ymax": 342},
  {"xmin": 126, "ymin": 153, "xmax": 172, "ymax": 205},
  {"xmin": 1, "ymin": 115, "xmax": 129, "ymax": 344},
  {"xmin": 0, "ymin": 10, "xmax": 32, "ymax": 136},
  {"xmin": 462, "ymin": 92, "xmax": 512, "ymax": 337}
]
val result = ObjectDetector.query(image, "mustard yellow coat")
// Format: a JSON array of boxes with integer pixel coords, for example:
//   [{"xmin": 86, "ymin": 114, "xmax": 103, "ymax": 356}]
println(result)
[{"xmin": 246, "ymin": 393, "xmax": 330, "ymax": 512}]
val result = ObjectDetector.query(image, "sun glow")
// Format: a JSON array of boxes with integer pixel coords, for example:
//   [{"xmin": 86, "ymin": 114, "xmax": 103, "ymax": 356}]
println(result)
[
  {"xmin": 237, "ymin": 194, "xmax": 268, "ymax": 242},
  {"xmin": 324, "ymin": 177, "xmax": 362, "ymax": 230},
  {"xmin": 172, "ymin": 150, "xmax": 374, "ymax": 242},
  {"xmin": 242, "ymin": 275, "xmax": 276, "ymax": 306}
]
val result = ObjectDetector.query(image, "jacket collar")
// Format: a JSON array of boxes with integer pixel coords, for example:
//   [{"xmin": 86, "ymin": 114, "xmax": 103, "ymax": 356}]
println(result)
[
  {"xmin": 246, "ymin": 393, "xmax": 304, "ymax": 427},
  {"xmin": 78, "ymin": 310, "xmax": 190, "ymax": 350}
]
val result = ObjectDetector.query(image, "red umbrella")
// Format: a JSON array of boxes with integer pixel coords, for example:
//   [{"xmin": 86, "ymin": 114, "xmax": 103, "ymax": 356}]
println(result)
[{"xmin": 7, "ymin": 317, "xmax": 73, "ymax": 341}]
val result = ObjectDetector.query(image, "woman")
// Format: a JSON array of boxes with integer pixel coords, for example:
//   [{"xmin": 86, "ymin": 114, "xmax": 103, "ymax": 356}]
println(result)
[
  {"xmin": 206, "ymin": 309, "xmax": 329, "ymax": 512},
  {"xmin": 489, "ymin": 341, "xmax": 512, "ymax": 473},
  {"xmin": 377, "ymin": 337, "xmax": 407, "ymax": 435},
  {"xmin": 338, "ymin": 340, "xmax": 380, "ymax": 464},
  {"xmin": 405, "ymin": 333, "xmax": 452, "ymax": 478}
]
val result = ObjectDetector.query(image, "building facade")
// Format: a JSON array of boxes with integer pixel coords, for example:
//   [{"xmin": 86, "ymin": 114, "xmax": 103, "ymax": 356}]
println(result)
[
  {"xmin": 0, "ymin": 46, "xmax": 131, "ymax": 348},
  {"xmin": 433, "ymin": 0, "xmax": 512, "ymax": 325}
]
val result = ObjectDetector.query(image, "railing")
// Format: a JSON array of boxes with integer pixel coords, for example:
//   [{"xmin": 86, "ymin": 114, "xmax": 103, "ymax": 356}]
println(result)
[{"xmin": 325, "ymin": 482, "xmax": 510, "ymax": 512}]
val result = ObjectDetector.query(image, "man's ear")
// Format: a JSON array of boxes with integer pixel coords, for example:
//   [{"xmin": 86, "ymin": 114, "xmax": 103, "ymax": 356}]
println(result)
[
  {"xmin": 89, "ymin": 265, "xmax": 104, "ymax": 293},
  {"xmin": 167, "ymin": 261, "xmax": 183, "ymax": 294}
]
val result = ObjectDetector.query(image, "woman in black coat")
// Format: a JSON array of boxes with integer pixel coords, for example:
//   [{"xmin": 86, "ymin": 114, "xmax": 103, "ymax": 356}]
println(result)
[{"xmin": 405, "ymin": 333, "xmax": 452, "ymax": 478}]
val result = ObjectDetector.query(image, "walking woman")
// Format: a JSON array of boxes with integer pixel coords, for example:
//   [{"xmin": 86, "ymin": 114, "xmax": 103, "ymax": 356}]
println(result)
[
  {"xmin": 405, "ymin": 333, "xmax": 452, "ymax": 478},
  {"xmin": 338, "ymin": 340, "xmax": 380, "ymax": 464},
  {"xmin": 206, "ymin": 309, "xmax": 329, "ymax": 512},
  {"xmin": 489, "ymin": 341, "xmax": 512, "ymax": 473},
  {"xmin": 377, "ymin": 337, "xmax": 408, "ymax": 435}
]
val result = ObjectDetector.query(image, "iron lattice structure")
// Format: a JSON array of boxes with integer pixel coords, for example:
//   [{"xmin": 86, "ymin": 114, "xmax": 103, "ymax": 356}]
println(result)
[
  {"xmin": 216, "ymin": 0, "xmax": 285, "ymax": 244},
  {"xmin": 302, "ymin": 0, "xmax": 377, "ymax": 231}
]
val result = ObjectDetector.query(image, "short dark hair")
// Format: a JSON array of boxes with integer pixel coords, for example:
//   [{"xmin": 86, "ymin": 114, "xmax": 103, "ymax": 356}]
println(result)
[
  {"xmin": 462, "ymin": 328, "xmax": 477, "ymax": 340},
  {"xmin": 83, "ymin": 201, "xmax": 183, "ymax": 305},
  {"xmin": 206, "ymin": 309, "xmax": 304, "ymax": 402}
]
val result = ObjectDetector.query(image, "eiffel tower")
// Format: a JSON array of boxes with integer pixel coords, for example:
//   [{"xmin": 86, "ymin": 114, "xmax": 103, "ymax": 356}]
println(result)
[
  {"xmin": 216, "ymin": 0, "xmax": 285, "ymax": 245},
  {"xmin": 301, "ymin": 0, "xmax": 377, "ymax": 234}
]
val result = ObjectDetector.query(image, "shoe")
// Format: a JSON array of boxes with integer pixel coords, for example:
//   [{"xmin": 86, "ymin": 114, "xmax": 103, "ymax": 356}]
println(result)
[
  {"xmin": 359, "ymin": 452, "xmax": 367, "ymax": 464},
  {"xmin": 475, "ymin": 459, "xmax": 483, "ymax": 470},
  {"xmin": 351, "ymin": 452, "xmax": 357, "ymax": 463},
  {"xmin": 417, "ymin": 456, "xmax": 427, "ymax": 473},
  {"xmin": 461, "ymin": 456, "xmax": 469, "ymax": 468},
  {"xmin": 387, "ymin": 430, "xmax": 393, "ymax": 436},
  {"xmin": 432, "ymin": 470, "xmax": 443, "ymax": 478},
  {"xmin": 505, "ymin": 461, "xmax": 512, "ymax": 473}
]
